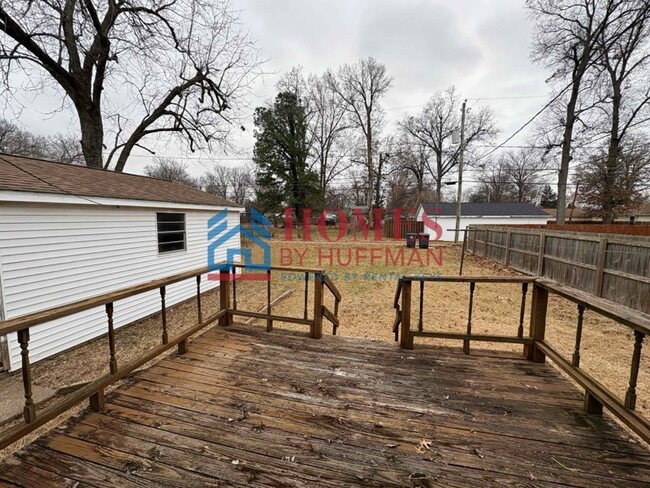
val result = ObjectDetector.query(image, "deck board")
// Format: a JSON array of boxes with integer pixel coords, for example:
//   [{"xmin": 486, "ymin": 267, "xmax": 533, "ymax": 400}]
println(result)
[{"xmin": 1, "ymin": 324, "xmax": 649, "ymax": 487}]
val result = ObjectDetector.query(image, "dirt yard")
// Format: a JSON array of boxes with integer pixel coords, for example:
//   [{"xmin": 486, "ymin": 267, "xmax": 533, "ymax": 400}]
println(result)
[{"xmin": 0, "ymin": 231, "xmax": 647, "ymax": 459}]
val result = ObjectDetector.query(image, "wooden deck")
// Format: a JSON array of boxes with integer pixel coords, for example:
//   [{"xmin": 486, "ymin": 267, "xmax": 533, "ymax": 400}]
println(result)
[{"xmin": 1, "ymin": 324, "xmax": 649, "ymax": 487}]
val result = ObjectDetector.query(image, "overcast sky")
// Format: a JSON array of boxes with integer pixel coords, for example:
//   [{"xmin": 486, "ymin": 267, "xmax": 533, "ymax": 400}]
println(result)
[{"xmin": 10, "ymin": 0, "xmax": 554, "ymax": 178}]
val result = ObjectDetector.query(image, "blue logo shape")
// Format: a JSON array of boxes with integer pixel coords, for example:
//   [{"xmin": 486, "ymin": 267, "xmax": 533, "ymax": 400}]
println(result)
[{"xmin": 208, "ymin": 209, "xmax": 271, "ymax": 279}]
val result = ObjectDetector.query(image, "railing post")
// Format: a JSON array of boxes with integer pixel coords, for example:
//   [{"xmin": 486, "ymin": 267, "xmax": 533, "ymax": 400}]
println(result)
[
  {"xmin": 219, "ymin": 267, "xmax": 231, "ymax": 326},
  {"xmin": 266, "ymin": 269, "xmax": 273, "ymax": 332},
  {"xmin": 418, "ymin": 280, "xmax": 424, "ymax": 332},
  {"xmin": 18, "ymin": 329, "xmax": 36, "ymax": 423},
  {"xmin": 196, "ymin": 275, "xmax": 202, "ymax": 323},
  {"xmin": 160, "ymin": 286, "xmax": 168, "ymax": 344},
  {"xmin": 333, "ymin": 297, "xmax": 340, "ymax": 335},
  {"xmin": 232, "ymin": 269, "xmax": 238, "ymax": 311},
  {"xmin": 89, "ymin": 388, "xmax": 105, "ymax": 412},
  {"xmin": 517, "ymin": 282, "xmax": 528, "ymax": 338},
  {"xmin": 106, "ymin": 302, "xmax": 117, "ymax": 374},
  {"xmin": 400, "ymin": 279, "xmax": 413, "ymax": 349},
  {"xmin": 625, "ymin": 331, "xmax": 645, "ymax": 410},
  {"xmin": 584, "ymin": 391, "xmax": 603, "ymax": 415},
  {"xmin": 304, "ymin": 272, "xmax": 309, "ymax": 320},
  {"xmin": 572, "ymin": 304, "xmax": 585, "ymax": 367},
  {"xmin": 464, "ymin": 282, "xmax": 475, "ymax": 355},
  {"xmin": 311, "ymin": 272, "xmax": 324, "ymax": 339},
  {"xmin": 526, "ymin": 283, "xmax": 548, "ymax": 363}
]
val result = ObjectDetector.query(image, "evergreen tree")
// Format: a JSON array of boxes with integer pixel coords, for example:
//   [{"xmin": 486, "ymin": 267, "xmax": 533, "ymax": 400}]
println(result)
[
  {"xmin": 253, "ymin": 92, "xmax": 323, "ymax": 219},
  {"xmin": 540, "ymin": 184, "xmax": 558, "ymax": 208}
]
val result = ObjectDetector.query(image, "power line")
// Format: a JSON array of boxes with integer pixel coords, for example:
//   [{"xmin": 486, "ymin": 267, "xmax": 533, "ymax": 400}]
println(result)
[{"xmin": 474, "ymin": 83, "xmax": 574, "ymax": 162}]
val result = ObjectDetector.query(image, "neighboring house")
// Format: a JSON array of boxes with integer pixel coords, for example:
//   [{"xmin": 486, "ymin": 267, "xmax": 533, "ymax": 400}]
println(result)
[
  {"xmin": 0, "ymin": 153, "xmax": 243, "ymax": 372},
  {"xmin": 543, "ymin": 204, "xmax": 650, "ymax": 223},
  {"xmin": 620, "ymin": 203, "xmax": 650, "ymax": 223},
  {"xmin": 542, "ymin": 207, "xmax": 597, "ymax": 223},
  {"xmin": 416, "ymin": 202, "xmax": 550, "ymax": 241}
]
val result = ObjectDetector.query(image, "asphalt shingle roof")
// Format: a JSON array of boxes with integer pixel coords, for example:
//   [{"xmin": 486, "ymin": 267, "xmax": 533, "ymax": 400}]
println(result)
[
  {"xmin": 0, "ymin": 153, "xmax": 240, "ymax": 208},
  {"xmin": 421, "ymin": 202, "xmax": 549, "ymax": 217}
]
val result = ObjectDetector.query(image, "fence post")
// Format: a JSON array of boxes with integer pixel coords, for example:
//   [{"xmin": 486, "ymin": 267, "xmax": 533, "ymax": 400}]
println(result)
[
  {"xmin": 593, "ymin": 238, "xmax": 608, "ymax": 297},
  {"xmin": 526, "ymin": 282, "xmax": 548, "ymax": 363},
  {"xmin": 311, "ymin": 272, "xmax": 324, "ymax": 339},
  {"xmin": 219, "ymin": 267, "xmax": 231, "ymax": 326},
  {"xmin": 400, "ymin": 280, "xmax": 413, "ymax": 349},
  {"xmin": 537, "ymin": 232, "xmax": 546, "ymax": 276},
  {"xmin": 504, "ymin": 231, "xmax": 512, "ymax": 266}
]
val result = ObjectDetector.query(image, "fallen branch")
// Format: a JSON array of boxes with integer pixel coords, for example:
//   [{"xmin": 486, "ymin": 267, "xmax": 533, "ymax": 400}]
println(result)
[{"xmin": 245, "ymin": 289, "xmax": 295, "ymax": 325}]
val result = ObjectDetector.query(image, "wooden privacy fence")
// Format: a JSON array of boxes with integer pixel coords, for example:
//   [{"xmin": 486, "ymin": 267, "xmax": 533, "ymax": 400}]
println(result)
[
  {"xmin": 393, "ymin": 275, "xmax": 650, "ymax": 445},
  {"xmin": 466, "ymin": 226, "xmax": 650, "ymax": 314},
  {"xmin": 383, "ymin": 218, "xmax": 424, "ymax": 238},
  {"xmin": 0, "ymin": 264, "xmax": 341, "ymax": 450}
]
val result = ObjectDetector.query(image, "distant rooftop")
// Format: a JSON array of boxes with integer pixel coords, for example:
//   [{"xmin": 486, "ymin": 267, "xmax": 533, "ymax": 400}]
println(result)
[{"xmin": 0, "ymin": 153, "xmax": 239, "ymax": 208}]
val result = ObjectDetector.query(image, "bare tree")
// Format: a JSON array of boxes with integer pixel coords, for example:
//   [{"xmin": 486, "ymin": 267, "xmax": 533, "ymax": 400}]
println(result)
[
  {"xmin": 399, "ymin": 86, "xmax": 498, "ymax": 199},
  {"xmin": 0, "ymin": 1, "xmax": 259, "ymax": 171},
  {"xmin": 307, "ymin": 73, "xmax": 352, "ymax": 192},
  {"xmin": 595, "ymin": 0, "xmax": 650, "ymax": 222},
  {"xmin": 144, "ymin": 157, "xmax": 198, "ymax": 188},
  {"xmin": 528, "ymin": 0, "xmax": 621, "ymax": 223},
  {"xmin": 502, "ymin": 148, "xmax": 546, "ymax": 203},
  {"xmin": 470, "ymin": 157, "xmax": 514, "ymax": 203},
  {"xmin": 577, "ymin": 139, "xmax": 650, "ymax": 217},
  {"xmin": 201, "ymin": 164, "xmax": 230, "ymax": 199},
  {"xmin": 0, "ymin": 119, "xmax": 82, "ymax": 163},
  {"xmin": 326, "ymin": 57, "xmax": 392, "ymax": 211}
]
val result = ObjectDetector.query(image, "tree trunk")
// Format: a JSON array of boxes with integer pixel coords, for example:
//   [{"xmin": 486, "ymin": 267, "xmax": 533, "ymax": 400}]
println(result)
[
  {"xmin": 77, "ymin": 103, "xmax": 104, "ymax": 169},
  {"xmin": 602, "ymin": 81, "xmax": 621, "ymax": 224},
  {"xmin": 557, "ymin": 83, "xmax": 580, "ymax": 224}
]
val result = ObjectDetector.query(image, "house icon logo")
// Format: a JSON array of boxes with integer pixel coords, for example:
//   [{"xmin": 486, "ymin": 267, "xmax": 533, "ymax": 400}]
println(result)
[{"xmin": 207, "ymin": 209, "xmax": 271, "ymax": 281}]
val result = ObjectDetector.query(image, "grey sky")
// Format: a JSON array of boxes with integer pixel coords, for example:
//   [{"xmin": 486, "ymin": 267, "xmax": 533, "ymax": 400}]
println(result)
[{"xmin": 7, "ymin": 0, "xmax": 553, "ymax": 178}]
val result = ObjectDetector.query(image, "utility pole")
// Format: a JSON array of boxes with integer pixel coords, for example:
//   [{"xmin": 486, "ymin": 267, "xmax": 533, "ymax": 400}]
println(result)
[{"xmin": 454, "ymin": 99, "xmax": 467, "ymax": 243}]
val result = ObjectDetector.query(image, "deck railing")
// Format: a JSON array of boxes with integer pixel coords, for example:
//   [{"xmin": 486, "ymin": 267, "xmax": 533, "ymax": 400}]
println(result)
[
  {"xmin": 0, "ymin": 263, "xmax": 340, "ymax": 450},
  {"xmin": 221, "ymin": 265, "xmax": 341, "ymax": 338},
  {"xmin": 393, "ymin": 275, "xmax": 650, "ymax": 444}
]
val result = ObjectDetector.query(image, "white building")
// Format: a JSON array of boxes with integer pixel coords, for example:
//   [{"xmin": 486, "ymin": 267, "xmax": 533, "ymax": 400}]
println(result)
[
  {"xmin": 416, "ymin": 202, "xmax": 550, "ymax": 242},
  {"xmin": 0, "ymin": 153, "xmax": 242, "ymax": 371}
]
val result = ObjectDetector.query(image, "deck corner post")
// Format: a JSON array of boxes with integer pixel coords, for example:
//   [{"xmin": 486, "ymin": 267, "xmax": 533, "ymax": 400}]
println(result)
[
  {"xmin": 219, "ymin": 267, "xmax": 232, "ymax": 326},
  {"xmin": 178, "ymin": 338, "xmax": 189, "ymax": 355},
  {"xmin": 400, "ymin": 279, "xmax": 413, "ymax": 350},
  {"xmin": 311, "ymin": 272, "xmax": 324, "ymax": 340},
  {"xmin": 526, "ymin": 282, "xmax": 548, "ymax": 363},
  {"xmin": 89, "ymin": 388, "xmax": 105, "ymax": 412}
]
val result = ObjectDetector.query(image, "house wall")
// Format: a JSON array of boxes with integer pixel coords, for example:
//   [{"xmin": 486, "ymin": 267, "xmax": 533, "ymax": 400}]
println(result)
[
  {"xmin": 416, "ymin": 212, "xmax": 550, "ymax": 242},
  {"xmin": 0, "ymin": 202, "xmax": 240, "ymax": 371}
]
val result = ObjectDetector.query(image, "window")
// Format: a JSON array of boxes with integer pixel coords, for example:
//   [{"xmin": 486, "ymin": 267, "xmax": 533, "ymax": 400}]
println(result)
[{"xmin": 157, "ymin": 213, "xmax": 186, "ymax": 253}]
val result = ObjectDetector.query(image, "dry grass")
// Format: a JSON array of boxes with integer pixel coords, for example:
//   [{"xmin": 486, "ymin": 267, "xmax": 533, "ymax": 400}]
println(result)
[{"xmin": 0, "ymin": 231, "xmax": 647, "ymax": 459}]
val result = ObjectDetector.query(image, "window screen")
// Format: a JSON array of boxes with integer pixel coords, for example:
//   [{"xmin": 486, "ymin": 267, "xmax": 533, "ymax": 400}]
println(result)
[{"xmin": 157, "ymin": 213, "xmax": 186, "ymax": 253}]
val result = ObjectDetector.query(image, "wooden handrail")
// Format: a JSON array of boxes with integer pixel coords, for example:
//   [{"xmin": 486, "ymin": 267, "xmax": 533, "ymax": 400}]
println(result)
[
  {"xmin": 322, "ymin": 275, "xmax": 341, "ymax": 301},
  {"xmin": 536, "ymin": 279, "xmax": 650, "ymax": 335},
  {"xmin": 393, "ymin": 278, "xmax": 402, "ymax": 309},
  {"xmin": 0, "ymin": 266, "xmax": 212, "ymax": 336},
  {"xmin": 401, "ymin": 275, "xmax": 536, "ymax": 283}
]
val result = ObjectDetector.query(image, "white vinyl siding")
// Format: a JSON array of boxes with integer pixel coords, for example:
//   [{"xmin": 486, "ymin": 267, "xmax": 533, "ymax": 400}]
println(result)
[{"xmin": 0, "ymin": 203, "xmax": 240, "ymax": 371}]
